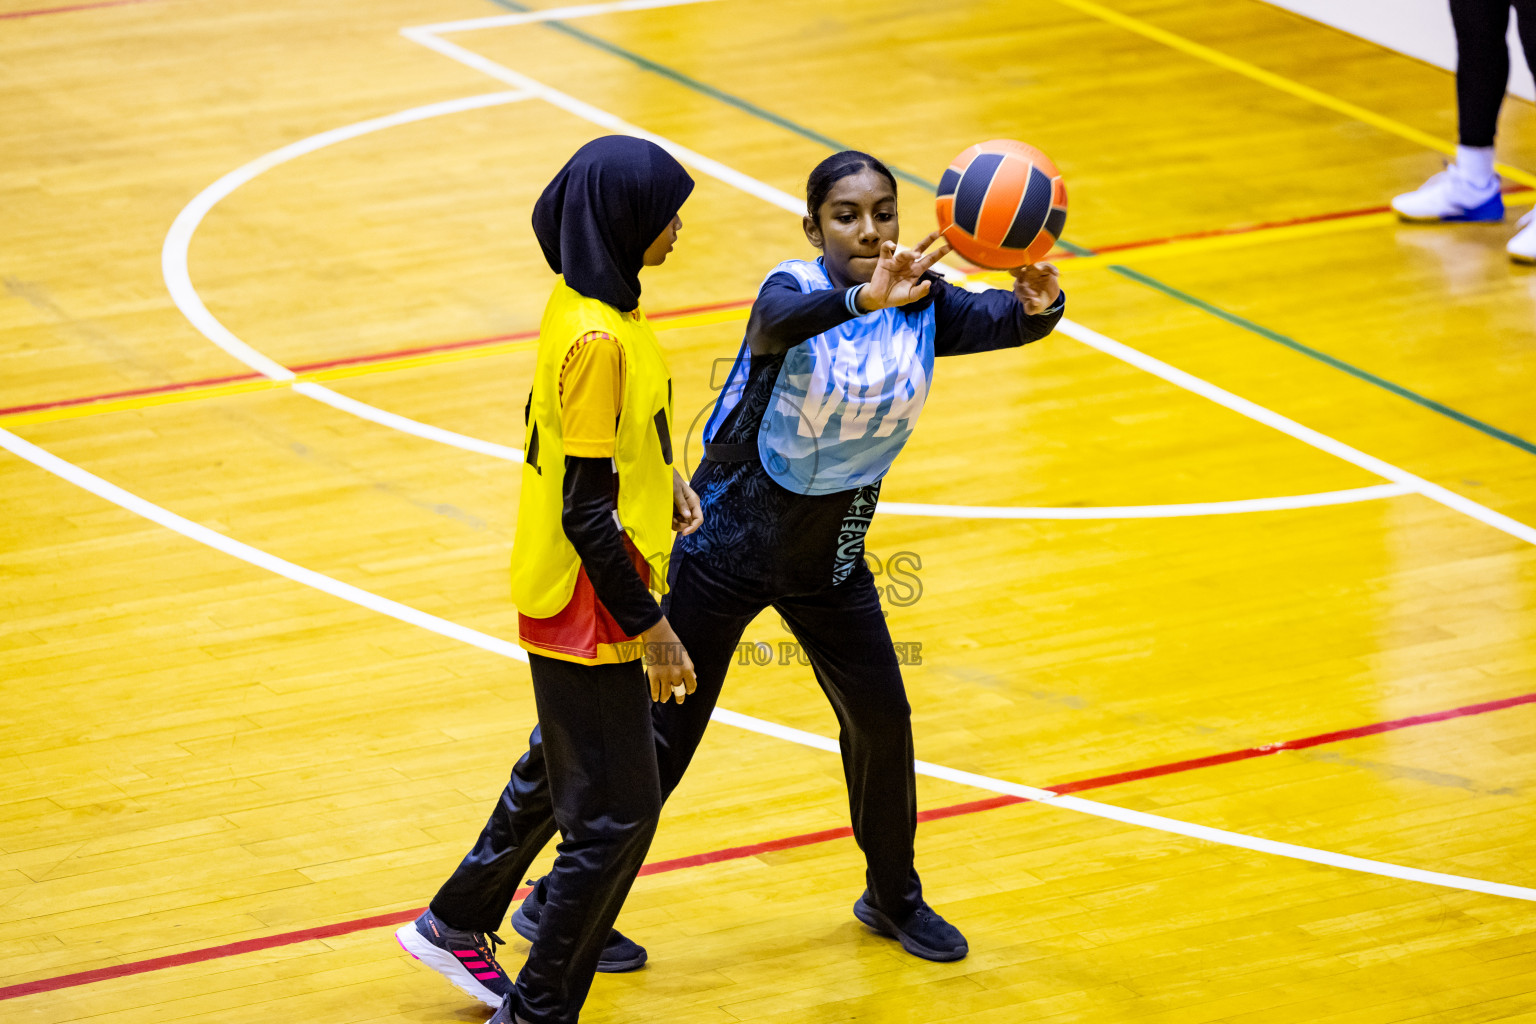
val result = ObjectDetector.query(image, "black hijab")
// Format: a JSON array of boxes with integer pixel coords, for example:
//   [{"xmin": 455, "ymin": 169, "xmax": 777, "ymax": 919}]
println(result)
[{"xmin": 532, "ymin": 136, "xmax": 695, "ymax": 313}]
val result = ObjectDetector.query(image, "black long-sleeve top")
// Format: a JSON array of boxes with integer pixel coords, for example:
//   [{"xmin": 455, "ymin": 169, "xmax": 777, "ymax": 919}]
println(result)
[
  {"xmin": 676, "ymin": 272, "xmax": 1065, "ymax": 593},
  {"xmin": 748, "ymin": 270, "xmax": 1063, "ymax": 356},
  {"xmin": 560, "ymin": 456, "xmax": 664, "ymax": 637}
]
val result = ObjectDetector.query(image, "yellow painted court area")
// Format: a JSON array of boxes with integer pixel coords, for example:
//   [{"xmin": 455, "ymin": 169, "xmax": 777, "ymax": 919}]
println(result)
[{"xmin": 3, "ymin": 0, "xmax": 1536, "ymax": 1022}]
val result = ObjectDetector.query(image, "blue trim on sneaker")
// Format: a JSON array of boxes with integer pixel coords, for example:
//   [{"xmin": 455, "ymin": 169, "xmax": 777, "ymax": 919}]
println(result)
[{"xmin": 1443, "ymin": 191, "xmax": 1505, "ymax": 222}]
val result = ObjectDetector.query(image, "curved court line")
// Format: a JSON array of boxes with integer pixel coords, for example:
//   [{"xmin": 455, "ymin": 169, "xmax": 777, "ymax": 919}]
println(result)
[
  {"xmin": 291, "ymin": 382, "xmax": 522, "ymax": 462},
  {"xmin": 880, "ymin": 483, "xmax": 1414, "ymax": 519},
  {"xmin": 1054, "ymin": 320, "xmax": 1536, "ymax": 548},
  {"xmin": 160, "ymin": 46, "xmax": 1419, "ymax": 522},
  {"xmin": 3, "ymin": 422, "xmax": 1532, "ymax": 905},
  {"xmin": 0, "ymin": 427, "xmax": 528, "ymax": 663},
  {"xmin": 161, "ymin": 89, "xmax": 536, "ymax": 459}
]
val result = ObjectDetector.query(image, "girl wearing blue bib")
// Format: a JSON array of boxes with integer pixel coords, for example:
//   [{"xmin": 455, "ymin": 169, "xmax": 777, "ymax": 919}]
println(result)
[
  {"xmin": 653, "ymin": 153, "xmax": 1061, "ymax": 961},
  {"xmin": 436, "ymin": 151, "xmax": 1063, "ymax": 973}
]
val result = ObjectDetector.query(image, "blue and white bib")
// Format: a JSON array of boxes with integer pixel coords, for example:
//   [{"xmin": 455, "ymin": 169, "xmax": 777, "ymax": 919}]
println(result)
[{"xmin": 704, "ymin": 258, "xmax": 937, "ymax": 496}]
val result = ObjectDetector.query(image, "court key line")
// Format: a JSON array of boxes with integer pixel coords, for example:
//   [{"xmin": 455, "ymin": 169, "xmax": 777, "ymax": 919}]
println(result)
[
  {"xmin": 3, "ymin": 689, "xmax": 1532, "ymax": 1003},
  {"xmin": 160, "ymin": 89, "xmax": 540, "ymax": 463}
]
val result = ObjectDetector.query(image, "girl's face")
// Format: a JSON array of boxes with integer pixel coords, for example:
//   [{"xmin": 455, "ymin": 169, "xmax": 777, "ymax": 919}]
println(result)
[
  {"xmin": 643, "ymin": 214, "xmax": 683, "ymax": 266},
  {"xmin": 803, "ymin": 168, "xmax": 899, "ymax": 288}
]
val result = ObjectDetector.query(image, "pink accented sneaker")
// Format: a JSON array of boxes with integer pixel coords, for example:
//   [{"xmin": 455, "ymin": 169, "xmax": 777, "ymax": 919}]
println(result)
[{"xmin": 395, "ymin": 908, "xmax": 512, "ymax": 1009}]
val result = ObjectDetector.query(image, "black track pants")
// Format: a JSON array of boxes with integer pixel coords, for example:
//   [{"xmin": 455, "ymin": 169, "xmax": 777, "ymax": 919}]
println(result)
[
  {"xmin": 649, "ymin": 551, "xmax": 924, "ymax": 917},
  {"xmin": 431, "ymin": 654, "xmax": 660, "ymax": 1024},
  {"xmin": 1453, "ymin": 0, "xmax": 1536, "ymax": 145},
  {"xmin": 428, "ymin": 552, "xmax": 925, "ymax": 945}
]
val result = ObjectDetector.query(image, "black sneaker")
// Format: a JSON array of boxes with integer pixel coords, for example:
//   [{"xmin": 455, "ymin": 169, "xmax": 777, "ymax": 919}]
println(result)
[
  {"xmin": 395, "ymin": 908, "xmax": 511, "ymax": 1008},
  {"xmin": 853, "ymin": 892, "xmax": 969, "ymax": 962},
  {"xmin": 510, "ymin": 876, "xmax": 648, "ymax": 972},
  {"xmin": 488, "ymin": 994, "xmax": 531, "ymax": 1024}
]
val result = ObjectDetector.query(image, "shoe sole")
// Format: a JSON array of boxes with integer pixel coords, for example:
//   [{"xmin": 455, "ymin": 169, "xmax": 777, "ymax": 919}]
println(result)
[
  {"xmin": 852, "ymin": 900, "xmax": 968, "ymax": 963},
  {"xmin": 510, "ymin": 902, "xmax": 647, "ymax": 973},
  {"xmin": 1394, "ymin": 211, "xmax": 1507, "ymax": 223},
  {"xmin": 394, "ymin": 922, "xmax": 505, "ymax": 1009}
]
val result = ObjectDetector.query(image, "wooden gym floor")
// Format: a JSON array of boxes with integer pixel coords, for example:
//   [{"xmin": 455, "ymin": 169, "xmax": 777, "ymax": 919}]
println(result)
[{"xmin": 2, "ymin": 0, "xmax": 1535, "ymax": 1020}]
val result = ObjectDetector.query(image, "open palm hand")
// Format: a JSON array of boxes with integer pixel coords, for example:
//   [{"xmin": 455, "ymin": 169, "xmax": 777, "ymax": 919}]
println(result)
[{"xmin": 861, "ymin": 232, "xmax": 953, "ymax": 311}]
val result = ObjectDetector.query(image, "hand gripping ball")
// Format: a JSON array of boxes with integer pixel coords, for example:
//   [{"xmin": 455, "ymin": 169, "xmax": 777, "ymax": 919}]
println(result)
[{"xmin": 935, "ymin": 139, "xmax": 1067, "ymax": 270}]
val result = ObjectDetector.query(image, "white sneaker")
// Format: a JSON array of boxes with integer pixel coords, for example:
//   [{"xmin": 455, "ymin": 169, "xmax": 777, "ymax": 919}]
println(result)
[
  {"xmin": 1508, "ymin": 210, "xmax": 1536, "ymax": 263},
  {"xmin": 1392, "ymin": 167, "xmax": 1503, "ymax": 222}
]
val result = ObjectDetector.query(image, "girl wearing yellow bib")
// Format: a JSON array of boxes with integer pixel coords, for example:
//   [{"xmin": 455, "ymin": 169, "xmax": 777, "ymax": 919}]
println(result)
[{"xmin": 396, "ymin": 136, "xmax": 700, "ymax": 1024}]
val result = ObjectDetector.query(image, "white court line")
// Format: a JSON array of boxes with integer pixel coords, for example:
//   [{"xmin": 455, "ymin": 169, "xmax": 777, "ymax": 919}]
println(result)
[
  {"xmin": 160, "ymin": 12, "xmax": 1421, "ymax": 519},
  {"xmin": 161, "ymin": 89, "xmax": 536, "ymax": 459},
  {"xmin": 398, "ymin": 27, "xmax": 804, "ymax": 216},
  {"xmin": 1055, "ymin": 321, "xmax": 1536, "ymax": 547},
  {"xmin": 712, "ymin": 708, "xmax": 1536, "ymax": 903},
  {"xmin": 0, "ymin": 427, "xmax": 527, "ymax": 662},
  {"xmin": 292, "ymin": 383, "xmax": 523, "ymax": 462},
  {"xmin": 881, "ymin": 483, "xmax": 1415, "ymax": 519},
  {"xmin": 4, "ymin": 421, "xmax": 1533, "ymax": 904},
  {"xmin": 391, "ymin": 22, "xmax": 1536, "ymax": 548}
]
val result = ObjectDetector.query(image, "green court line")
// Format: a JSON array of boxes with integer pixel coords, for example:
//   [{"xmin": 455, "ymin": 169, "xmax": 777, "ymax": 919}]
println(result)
[
  {"xmin": 1109, "ymin": 265, "xmax": 1536, "ymax": 456},
  {"xmin": 482, "ymin": 0, "xmax": 1536, "ymax": 459}
]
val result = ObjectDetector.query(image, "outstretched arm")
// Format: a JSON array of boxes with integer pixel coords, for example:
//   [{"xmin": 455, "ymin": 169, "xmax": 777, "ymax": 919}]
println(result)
[{"xmin": 931, "ymin": 266, "xmax": 1065, "ymax": 357}]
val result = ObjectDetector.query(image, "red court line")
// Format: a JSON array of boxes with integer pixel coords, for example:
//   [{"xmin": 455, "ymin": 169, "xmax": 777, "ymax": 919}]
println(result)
[
  {"xmin": 3, "ymin": 689, "xmax": 1531, "ymax": 1003},
  {"xmin": 0, "ymin": 0, "xmax": 161, "ymax": 20},
  {"xmin": 293, "ymin": 298, "xmax": 754, "ymax": 374},
  {"xmin": 0, "ymin": 298, "xmax": 758, "ymax": 419},
  {"xmin": 1086, "ymin": 204, "xmax": 1401, "ymax": 257},
  {"xmin": 7, "ymin": 186, "xmax": 1524, "ymax": 419},
  {"xmin": 1065, "ymin": 184, "xmax": 1534, "ymax": 260},
  {"xmin": 0, "ymin": 372, "xmax": 268, "ymax": 417}
]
